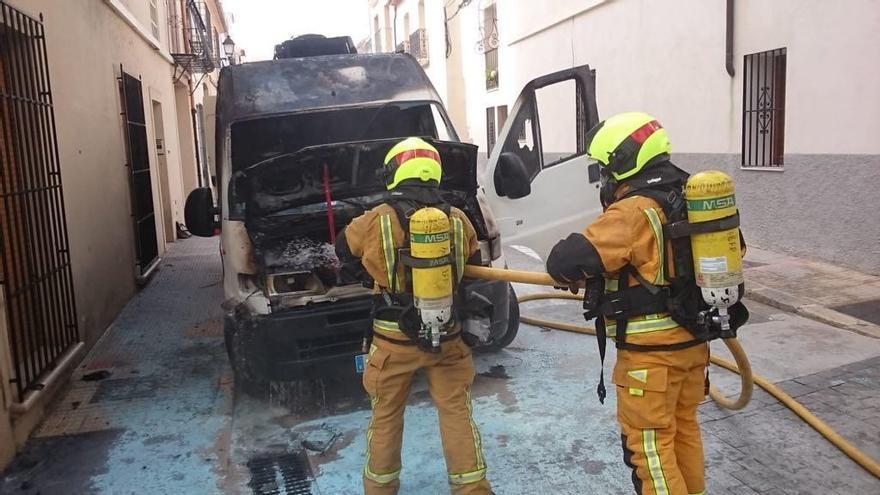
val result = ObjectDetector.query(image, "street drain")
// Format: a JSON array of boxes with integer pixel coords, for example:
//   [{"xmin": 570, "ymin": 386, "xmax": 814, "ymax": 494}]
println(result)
[
  {"xmin": 246, "ymin": 451, "xmax": 313, "ymax": 495},
  {"xmin": 832, "ymin": 299, "xmax": 880, "ymax": 326}
]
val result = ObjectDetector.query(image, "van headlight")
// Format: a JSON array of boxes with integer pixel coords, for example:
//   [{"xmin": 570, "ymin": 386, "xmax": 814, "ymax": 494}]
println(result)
[{"xmin": 265, "ymin": 271, "xmax": 325, "ymax": 296}]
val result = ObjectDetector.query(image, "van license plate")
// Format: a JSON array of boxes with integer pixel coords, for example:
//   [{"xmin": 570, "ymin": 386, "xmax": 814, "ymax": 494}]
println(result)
[{"xmin": 354, "ymin": 354, "xmax": 367, "ymax": 373}]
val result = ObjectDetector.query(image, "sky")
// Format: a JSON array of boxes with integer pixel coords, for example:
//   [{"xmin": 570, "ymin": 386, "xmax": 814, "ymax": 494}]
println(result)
[{"xmin": 223, "ymin": 0, "xmax": 371, "ymax": 61}]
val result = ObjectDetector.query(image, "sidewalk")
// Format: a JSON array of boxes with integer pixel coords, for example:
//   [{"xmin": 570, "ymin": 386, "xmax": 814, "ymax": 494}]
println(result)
[
  {"xmin": 0, "ymin": 237, "xmax": 231, "ymax": 495},
  {"xmin": 2, "ymin": 240, "xmax": 879, "ymax": 494},
  {"xmin": 744, "ymin": 247, "xmax": 880, "ymax": 339}
]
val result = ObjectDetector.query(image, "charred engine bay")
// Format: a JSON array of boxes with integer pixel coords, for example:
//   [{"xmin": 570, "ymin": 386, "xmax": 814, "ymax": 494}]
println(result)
[
  {"xmin": 238, "ymin": 139, "xmax": 490, "ymax": 286},
  {"xmin": 249, "ymin": 208, "xmax": 362, "ymax": 289}
]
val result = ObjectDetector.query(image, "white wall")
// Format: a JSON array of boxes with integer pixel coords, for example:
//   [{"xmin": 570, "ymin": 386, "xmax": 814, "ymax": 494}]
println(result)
[
  {"xmin": 455, "ymin": 0, "xmax": 880, "ymax": 155},
  {"xmin": 443, "ymin": 0, "xmax": 880, "ymax": 273},
  {"xmin": 8, "ymin": 0, "xmax": 190, "ymax": 341}
]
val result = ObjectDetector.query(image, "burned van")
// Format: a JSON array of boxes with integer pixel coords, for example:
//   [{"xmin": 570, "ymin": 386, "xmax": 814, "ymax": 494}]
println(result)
[{"xmin": 185, "ymin": 49, "xmax": 518, "ymax": 394}]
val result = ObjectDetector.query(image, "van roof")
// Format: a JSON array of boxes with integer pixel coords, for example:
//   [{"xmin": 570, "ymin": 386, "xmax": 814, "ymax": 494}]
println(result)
[{"xmin": 216, "ymin": 53, "xmax": 442, "ymax": 125}]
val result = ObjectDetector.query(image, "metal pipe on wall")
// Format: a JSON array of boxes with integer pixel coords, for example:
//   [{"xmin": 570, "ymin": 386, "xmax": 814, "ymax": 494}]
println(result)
[{"xmin": 726, "ymin": 0, "xmax": 735, "ymax": 76}]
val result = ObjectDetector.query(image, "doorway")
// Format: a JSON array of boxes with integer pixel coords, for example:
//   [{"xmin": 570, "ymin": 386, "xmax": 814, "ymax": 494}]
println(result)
[
  {"xmin": 151, "ymin": 100, "xmax": 174, "ymax": 244},
  {"xmin": 120, "ymin": 69, "xmax": 159, "ymax": 276}
]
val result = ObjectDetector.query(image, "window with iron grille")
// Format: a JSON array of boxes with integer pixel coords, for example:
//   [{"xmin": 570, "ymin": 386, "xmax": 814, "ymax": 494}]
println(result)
[
  {"xmin": 0, "ymin": 2, "xmax": 79, "ymax": 403},
  {"xmin": 482, "ymin": 3, "xmax": 498, "ymax": 90},
  {"xmin": 212, "ymin": 26, "xmax": 219, "ymax": 63},
  {"xmin": 497, "ymin": 105, "xmax": 508, "ymax": 133},
  {"xmin": 742, "ymin": 48, "xmax": 786, "ymax": 168},
  {"xmin": 485, "ymin": 105, "xmax": 508, "ymax": 154},
  {"xmin": 486, "ymin": 107, "xmax": 496, "ymax": 154},
  {"xmin": 409, "ymin": 28, "xmax": 428, "ymax": 65},
  {"xmin": 199, "ymin": 2, "xmax": 213, "ymax": 60}
]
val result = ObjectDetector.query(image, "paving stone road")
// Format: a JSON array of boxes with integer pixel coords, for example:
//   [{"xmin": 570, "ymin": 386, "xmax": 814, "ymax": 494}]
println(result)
[{"xmin": 1, "ymin": 238, "xmax": 878, "ymax": 494}]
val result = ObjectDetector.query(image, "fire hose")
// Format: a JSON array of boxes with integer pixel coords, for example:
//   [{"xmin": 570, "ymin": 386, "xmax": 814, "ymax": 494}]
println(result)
[{"xmin": 463, "ymin": 265, "xmax": 880, "ymax": 479}]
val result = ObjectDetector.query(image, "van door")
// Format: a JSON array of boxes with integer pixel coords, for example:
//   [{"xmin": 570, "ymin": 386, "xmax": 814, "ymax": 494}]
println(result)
[{"xmin": 484, "ymin": 65, "xmax": 602, "ymax": 260}]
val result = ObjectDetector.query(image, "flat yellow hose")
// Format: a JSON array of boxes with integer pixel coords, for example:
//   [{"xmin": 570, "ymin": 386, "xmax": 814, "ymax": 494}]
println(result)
[{"xmin": 465, "ymin": 265, "xmax": 880, "ymax": 479}]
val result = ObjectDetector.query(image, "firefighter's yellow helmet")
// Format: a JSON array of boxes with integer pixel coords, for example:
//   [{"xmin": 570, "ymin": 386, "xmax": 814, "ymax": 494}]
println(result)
[
  {"xmin": 585, "ymin": 112, "xmax": 672, "ymax": 181},
  {"xmin": 383, "ymin": 137, "xmax": 442, "ymax": 190}
]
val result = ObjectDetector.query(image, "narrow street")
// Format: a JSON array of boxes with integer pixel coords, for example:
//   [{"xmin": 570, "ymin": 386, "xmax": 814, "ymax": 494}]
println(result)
[
  {"xmin": 0, "ymin": 1, "xmax": 877, "ymax": 494},
  {"xmin": 2, "ymin": 238, "xmax": 878, "ymax": 494}
]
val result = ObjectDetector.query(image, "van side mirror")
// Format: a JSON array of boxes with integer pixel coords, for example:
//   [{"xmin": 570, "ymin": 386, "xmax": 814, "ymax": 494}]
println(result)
[
  {"xmin": 495, "ymin": 152, "xmax": 531, "ymax": 199},
  {"xmin": 184, "ymin": 187, "xmax": 218, "ymax": 237},
  {"xmin": 587, "ymin": 162, "xmax": 600, "ymax": 183}
]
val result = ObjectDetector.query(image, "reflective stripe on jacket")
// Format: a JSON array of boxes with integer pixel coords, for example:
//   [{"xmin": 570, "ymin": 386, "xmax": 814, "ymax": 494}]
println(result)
[
  {"xmin": 583, "ymin": 195, "xmax": 693, "ymax": 345},
  {"xmin": 341, "ymin": 202, "xmax": 479, "ymax": 292}
]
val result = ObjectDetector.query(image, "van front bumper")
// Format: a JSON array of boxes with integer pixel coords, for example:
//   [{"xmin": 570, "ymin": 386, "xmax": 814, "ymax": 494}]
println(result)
[{"xmin": 226, "ymin": 296, "xmax": 373, "ymax": 382}]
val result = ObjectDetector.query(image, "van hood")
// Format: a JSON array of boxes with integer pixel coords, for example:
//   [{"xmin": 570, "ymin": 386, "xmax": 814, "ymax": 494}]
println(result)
[
  {"xmin": 235, "ymin": 138, "xmax": 478, "ymax": 217},
  {"xmin": 234, "ymin": 138, "xmax": 482, "ymax": 277}
]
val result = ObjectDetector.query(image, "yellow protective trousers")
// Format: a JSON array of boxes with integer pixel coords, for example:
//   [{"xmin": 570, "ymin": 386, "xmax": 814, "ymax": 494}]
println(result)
[
  {"xmin": 362, "ymin": 335, "xmax": 491, "ymax": 495},
  {"xmin": 613, "ymin": 343, "xmax": 709, "ymax": 495}
]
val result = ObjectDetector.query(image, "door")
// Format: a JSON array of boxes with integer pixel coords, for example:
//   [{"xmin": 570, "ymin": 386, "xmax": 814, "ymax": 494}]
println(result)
[
  {"xmin": 120, "ymin": 70, "xmax": 159, "ymax": 276},
  {"xmin": 151, "ymin": 100, "xmax": 175, "ymax": 243},
  {"xmin": 484, "ymin": 65, "xmax": 602, "ymax": 260}
]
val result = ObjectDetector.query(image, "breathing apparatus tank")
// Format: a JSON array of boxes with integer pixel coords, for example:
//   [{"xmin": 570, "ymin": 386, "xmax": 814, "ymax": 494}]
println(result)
[
  {"xmin": 685, "ymin": 170, "xmax": 744, "ymax": 330},
  {"xmin": 408, "ymin": 207, "xmax": 454, "ymax": 351}
]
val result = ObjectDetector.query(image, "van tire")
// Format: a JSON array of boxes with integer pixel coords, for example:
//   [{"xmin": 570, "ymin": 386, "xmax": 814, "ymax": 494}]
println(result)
[{"xmin": 474, "ymin": 285, "xmax": 520, "ymax": 353}]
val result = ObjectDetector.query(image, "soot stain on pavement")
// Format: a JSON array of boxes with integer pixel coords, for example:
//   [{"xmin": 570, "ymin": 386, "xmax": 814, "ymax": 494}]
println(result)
[
  {"xmin": 184, "ymin": 318, "xmax": 224, "ymax": 337},
  {"xmin": 0, "ymin": 429, "xmax": 124, "ymax": 494},
  {"xmin": 479, "ymin": 364, "xmax": 511, "ymax": 379},
  {"xmin": 473, "ymin": 372, "xmax": 518, "ymax": 409}
]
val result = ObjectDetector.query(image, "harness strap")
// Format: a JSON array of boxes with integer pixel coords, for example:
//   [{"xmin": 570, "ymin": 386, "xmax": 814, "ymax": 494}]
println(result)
[
  {"xmin": 372, "ymin": 329, "xmax": 462, "ymax": 346},
  {"xmin": 615, "ymin": 338, "xmax": 704, "ymax": 352},
  {"xmin": 380, "ymin": 214, "xmax": 402, "ymax": 292},
  {"xmin": 398, "ymin": 252, "xmax": 453, "ymax": 269},
  {"xmin": 595, "ymin": 317, "xmax": 608, "ymax": 404},
  {"xmin": 664, "ymin": 212, "xmax": 740, "ymax": 239},
  {"xmin": 451, "ymin": 216, "xmax": 466, "ymax": 282}
]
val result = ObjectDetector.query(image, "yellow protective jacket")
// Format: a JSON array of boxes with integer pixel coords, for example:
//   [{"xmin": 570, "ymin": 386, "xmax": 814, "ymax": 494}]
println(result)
[
  {"xmin": 339, "ymin": 202, "xmax": 480, "ymax": 293},
  {"xmin": 582, "ymin": 194, "xmax": 695, "ymax": 346},
  {"xmin": 547, "ymin": 191, "xmax": 696, "ymax": 346},
  {"xmin": 338, "ymin": 201, "xmax": 479, "ymax": 341}
]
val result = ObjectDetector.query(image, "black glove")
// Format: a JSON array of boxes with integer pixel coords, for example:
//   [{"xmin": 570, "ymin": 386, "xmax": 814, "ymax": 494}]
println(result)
[
  {"xmin": 546, "ymin": 233, "xmax": 605, "ymax": 284},
  {"xmin": 581, "ymin": 277, "xmax": 604, "ymax": 321}
]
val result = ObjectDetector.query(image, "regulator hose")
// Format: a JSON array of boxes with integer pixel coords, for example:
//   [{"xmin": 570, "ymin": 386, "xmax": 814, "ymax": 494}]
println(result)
[{"xmin": 464, "ymin": 265, "xmax": 880, "ymax": 479}]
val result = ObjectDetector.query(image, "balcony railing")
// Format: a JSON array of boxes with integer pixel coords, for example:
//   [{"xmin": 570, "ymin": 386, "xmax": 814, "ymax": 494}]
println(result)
[
  {"xmin": 170, "ymin": 0, "xmax": 215, "ymax": 73},
  {"xmin": 409, "ymin": 28, "xmax": 429, "ymax": 66}
]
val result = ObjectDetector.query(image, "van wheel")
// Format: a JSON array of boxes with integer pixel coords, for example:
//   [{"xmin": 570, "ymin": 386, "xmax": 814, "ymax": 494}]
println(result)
[
  {"xmin": 474, "ymin": 285, "xmax": 520, "ymax": 353},
  {"xmin": 224, "ymin": 319, "xmax": 269, "ymax": 399}
]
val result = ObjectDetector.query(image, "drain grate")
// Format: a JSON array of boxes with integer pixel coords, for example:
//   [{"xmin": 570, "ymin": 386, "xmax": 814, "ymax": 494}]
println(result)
[
  {"xmin": 832, "ymin": 299, "xmax": 880, "ymax": 326},
  {"xmin": 246, "ymin": 451, "xmax": 313, "ymax": 495}
]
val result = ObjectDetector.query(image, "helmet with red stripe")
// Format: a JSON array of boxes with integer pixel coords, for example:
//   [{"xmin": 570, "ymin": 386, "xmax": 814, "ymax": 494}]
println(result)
[
  {"xmin": 382, "ymin": 137, "xmax": 442, "ymax": 190},
  {"xmin": 584, "ymin": 112, "xmax": 672, "ymax": 181}
]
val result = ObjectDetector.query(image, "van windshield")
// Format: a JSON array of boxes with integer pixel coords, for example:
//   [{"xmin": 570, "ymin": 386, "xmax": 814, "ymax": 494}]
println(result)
[{"xmin": 230, "ymin": 101, "xmax": 453, "ymax": 173}]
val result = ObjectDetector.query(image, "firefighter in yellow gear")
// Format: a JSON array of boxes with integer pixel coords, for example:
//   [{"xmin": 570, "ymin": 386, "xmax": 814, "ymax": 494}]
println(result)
[
  {"xmin": 547, "ymin": 112, "xmax": 746, "ymax": 495},
  {"xmin": 335, "ymin": 137, "xmax": 492, "ymax": 495}
]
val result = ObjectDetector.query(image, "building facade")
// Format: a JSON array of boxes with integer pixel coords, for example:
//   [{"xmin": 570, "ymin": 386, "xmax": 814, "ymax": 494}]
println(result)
[
  {"xmin": 0, "ymin": 0, "xmax": 237, "ymax": 468},
  {"xmin": 369, "ymin": 0, "xmax": 880, "ymax": 275}
]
